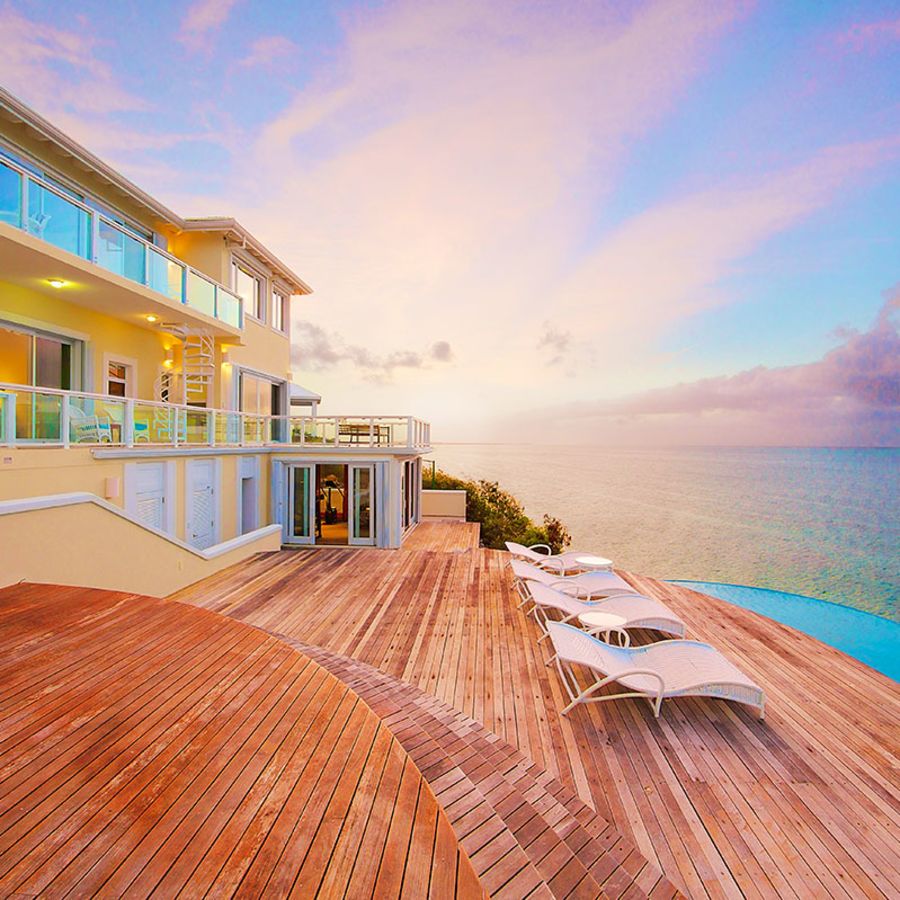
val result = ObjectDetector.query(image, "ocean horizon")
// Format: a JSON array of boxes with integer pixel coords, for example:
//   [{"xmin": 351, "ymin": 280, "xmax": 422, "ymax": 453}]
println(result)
[{"xmin": 428, "ymin": 443, "xmax": 899, "ymax": 622}]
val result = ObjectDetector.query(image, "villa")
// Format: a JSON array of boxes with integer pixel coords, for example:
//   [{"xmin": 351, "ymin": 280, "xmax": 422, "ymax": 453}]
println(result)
[
  {"xmin": 0, "ymin": 88, "xmax": 897, "ymax": 899},
  {"xmin": 0, "ymin": 85, "xmax": 429, "ymax": 589}
]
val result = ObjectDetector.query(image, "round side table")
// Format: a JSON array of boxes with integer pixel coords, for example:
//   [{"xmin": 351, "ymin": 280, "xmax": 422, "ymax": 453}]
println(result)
[
  {"xmin": 577, "ymin": 610, "xmax": 630, "ymax": 647},
  {"xmin": 574, "ymin": 554, "xmax": 614, "ymax": 572}
]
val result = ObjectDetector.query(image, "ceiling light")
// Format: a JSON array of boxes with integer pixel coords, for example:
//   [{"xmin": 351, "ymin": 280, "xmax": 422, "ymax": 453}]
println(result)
[
  {"xmin": 145, "ymin": 314, "xmax": 159, "ymax": 323},
  {"xmin": 48, "ymin": 279, "xmax": 65, "ymax": 289}
]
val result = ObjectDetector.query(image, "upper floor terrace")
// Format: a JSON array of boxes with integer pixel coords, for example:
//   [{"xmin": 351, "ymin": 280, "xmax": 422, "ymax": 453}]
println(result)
[
  {"xmin": 0, "ymin": 381, "xmax": 431, "ymax": 453},
  {"xmin": 0, "ymin": 87, "xmax": 311, "ymax": 344}
]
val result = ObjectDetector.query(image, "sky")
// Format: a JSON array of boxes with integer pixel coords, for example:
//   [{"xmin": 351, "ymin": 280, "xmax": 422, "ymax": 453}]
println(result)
[{"xmin": 0, "ymin": 0, "xmax": 897, "ymax": 445}]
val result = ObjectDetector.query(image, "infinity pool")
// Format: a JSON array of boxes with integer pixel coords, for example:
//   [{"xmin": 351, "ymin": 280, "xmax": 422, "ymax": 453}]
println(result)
[{"xmin": 669, "ymin": 581, "xmax": 900, "ymax": 682}]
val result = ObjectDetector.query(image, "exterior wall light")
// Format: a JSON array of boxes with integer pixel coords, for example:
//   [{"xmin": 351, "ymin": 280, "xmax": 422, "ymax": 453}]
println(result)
[
  {"xmin": 47, "ymin": 279, "xmax": 66, "ymax": 289},
  {"xmin": 145, "ymin": 314, "xmax": 159, "ymax": 323}
]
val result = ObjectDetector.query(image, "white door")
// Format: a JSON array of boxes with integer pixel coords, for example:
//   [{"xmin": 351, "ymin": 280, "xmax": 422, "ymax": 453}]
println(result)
[
  {"xmin": 132, "ymin": 462, "xmax": 166, "ymax": 531},
  {"xmin": 186, "ymin": 459, "xmax": 217, "ymax": 550},
  {"xmin": 285, "ymin": 464, "xmax": 314, "ymax": 545},
  {"xmin": 349, "ymin": 464, "xmax": 376, "ymax": 546}
]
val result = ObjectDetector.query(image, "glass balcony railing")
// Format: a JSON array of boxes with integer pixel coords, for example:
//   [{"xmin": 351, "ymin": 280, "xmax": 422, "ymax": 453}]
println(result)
[
  {"xmin": 0, "ymin": 383, "xmax": 432, "ymax": 451},
  {"xmin": 0, "ymin": 157, "xmax": 243, "ymax": 330}
]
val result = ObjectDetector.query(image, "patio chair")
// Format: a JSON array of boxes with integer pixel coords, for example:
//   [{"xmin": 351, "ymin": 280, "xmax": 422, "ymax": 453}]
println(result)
[
  {"xmin": 547, "ymin": 621, "xmax": 765, "ymax": 719},
  {"xmin": 69, "ymin": 407, "xmax": 113, "ymax": 443},
  {"xmin": 505, "ymin": 541, "xmax": 608, "ymax": 574},
  {"xmin": 527, "ymin": 580, "xmax": 686, "ymax": 643},
  {"xmin": 510, "ymin": 558, "xmax": 637, "ymax": 608}
]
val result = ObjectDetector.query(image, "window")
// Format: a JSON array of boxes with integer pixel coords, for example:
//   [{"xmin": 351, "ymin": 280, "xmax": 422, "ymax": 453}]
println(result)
[
  {"xmin": 239, "ymin": 370, "xmax": 284, "ymax": 416},
  {"xmin": 232, "ymin": 261, "xmax": 262, "ymax": 321},
  {"xmin": 107, "ymin": 362, "xmax": 128, "ymax": 397},
  {"xmin": 272, "ymin": 290, "xmax": 286, "ymax": 332}
]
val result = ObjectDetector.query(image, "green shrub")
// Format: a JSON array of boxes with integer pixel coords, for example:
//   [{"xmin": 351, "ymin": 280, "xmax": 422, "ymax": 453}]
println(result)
[{"xmin": 423, "ymin": 468, "xmax": 571, "ymax": 553}]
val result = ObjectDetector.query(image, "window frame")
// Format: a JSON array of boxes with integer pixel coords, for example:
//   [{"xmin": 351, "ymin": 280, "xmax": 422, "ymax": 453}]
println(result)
[
  {"xmin": 271, "ymin": 288, "xmax": 287, "ymax": 333},
  {"xmin": 231, "ymin": 257, "xmax": 265, "ymax": 323}
]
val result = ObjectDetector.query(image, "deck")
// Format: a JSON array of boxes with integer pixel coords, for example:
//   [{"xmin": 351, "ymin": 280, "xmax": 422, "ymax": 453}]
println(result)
[
  {"xmin": 172, "ymin": 521, "xmax": 900, "ymax": 899},
  {"xmin": 0, "ymin": 582, "xmax": 482, "ymax": 898}
]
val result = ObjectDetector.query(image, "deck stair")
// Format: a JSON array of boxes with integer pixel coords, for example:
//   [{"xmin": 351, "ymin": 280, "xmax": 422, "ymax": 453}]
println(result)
[{"xmin": 281, "ymin": 638, "xmax": 679, "ymax": 899}]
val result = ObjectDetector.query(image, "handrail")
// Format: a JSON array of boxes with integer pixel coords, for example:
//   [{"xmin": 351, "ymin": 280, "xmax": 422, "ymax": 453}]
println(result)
[
  {"xmin": 0, "ymin": 383, "xmax": 431, "ymax": 450},
  {"xmin": 0, "ymin": 156, "xmax": 243, "ymax": 329}
]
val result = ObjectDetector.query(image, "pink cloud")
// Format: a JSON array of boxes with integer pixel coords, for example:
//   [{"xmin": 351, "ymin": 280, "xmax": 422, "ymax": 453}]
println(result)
[
  {"xmin": 179, "ymin": 0, "xmax": 242, "ymax": 51},
  {"xmin": 521, "ymin": 289, "xmax": 900, "ymax": 446},
  {"xmin": 237, "ymin": 35, "xmax": 297, "ymax": 69},
  {"xmin": 836, "ymin": 18, "xmax": 900, "ymax": 53}
]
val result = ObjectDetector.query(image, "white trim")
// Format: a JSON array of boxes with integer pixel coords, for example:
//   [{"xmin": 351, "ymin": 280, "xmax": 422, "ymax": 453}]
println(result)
[{"xmin": 0, "ymin": 491, "xmax": 279, "ymax": 559}]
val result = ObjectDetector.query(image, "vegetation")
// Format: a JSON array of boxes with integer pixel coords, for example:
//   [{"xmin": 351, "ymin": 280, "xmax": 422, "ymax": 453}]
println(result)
[{"xmin": 423, "ymin": 468, "xmax": 571, "ymax": 553}]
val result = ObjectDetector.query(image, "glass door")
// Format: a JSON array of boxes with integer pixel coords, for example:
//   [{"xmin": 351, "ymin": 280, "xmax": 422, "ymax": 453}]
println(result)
[
  {"xmin": 286, "ymin": 464, "xmax": 314, "ymax": 544},
  {"xmin": 349, "ymin": 464, "xmax": 376, "ymax": 546}
]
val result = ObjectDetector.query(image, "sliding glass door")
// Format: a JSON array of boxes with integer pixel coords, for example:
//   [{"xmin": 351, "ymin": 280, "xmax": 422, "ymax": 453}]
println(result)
[
  {"xmin": 0, "ymin": 323, "xmax": 77, "ymax": 440},
  {"xmin": 349, "ymin": 464, "xmax": 375, "ymax": 546},
  {"xmin": 287, "ymin": 465, "xmax": 314, "ymax": 544}
]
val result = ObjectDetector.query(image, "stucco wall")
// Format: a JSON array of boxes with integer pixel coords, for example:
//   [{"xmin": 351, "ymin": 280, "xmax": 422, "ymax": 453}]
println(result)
[
  {"xmin": 422, "ymin": 489, "xmax": 467, "ymax": 520},
  {"xmin": 0, "ymin": 499, "xmax": 280, "ymax": 596}
]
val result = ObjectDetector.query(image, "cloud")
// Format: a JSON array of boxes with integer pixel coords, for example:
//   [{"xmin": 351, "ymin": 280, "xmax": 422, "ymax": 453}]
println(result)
[
  {"xmin": 518, "ymin": 289, "xmax": 900, "ymax": 446},
  {"xmin": 0, "ymin": 7, "xmax": 217, "ymax": 188},
  {"xmin": 536, "ymin": 324, "xmax": 572, "ymax": 366},
  {"xmin": 233, "ymin": 0, "xmax": 749, "ymax": 381},
  {"xmin": 552, "ymin": 139, "xmax": 900, "ymax": 341},
  {"xmin": 292, "ymin": 322, "xmax": 452, "ymax": 382},
  {"xmin": 180, "ymin": 0, "xmax": 242, "ymax": 51},
  {"xmin": 836, "ymin": 17, "xmax": 900, "ymax": 53},
  {"xmin": 431, "ymin": 341, "xmax": 453, "ymax": 362},
  {"xmin": 238, "ymin": 35, "xmax": 297, "ymax": 69}
]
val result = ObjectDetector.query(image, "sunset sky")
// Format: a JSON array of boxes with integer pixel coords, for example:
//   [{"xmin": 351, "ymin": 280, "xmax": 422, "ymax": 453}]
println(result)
[{"xmin": 2, "ymin": 0, "xmax": 897, "ymax": 445}]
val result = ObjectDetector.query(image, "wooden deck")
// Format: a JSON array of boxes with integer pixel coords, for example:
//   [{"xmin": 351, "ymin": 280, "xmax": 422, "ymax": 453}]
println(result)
[
  {"xmin": 173, "ymin": 522, "xmax": 900, "ymax": 899},
  {"xmin": 0, "ymin": 582, "xmax": 483, "ymax": 898},
  {"xmin": 403, "ymin": 520, "xmax": 481, "ymax": 552}
]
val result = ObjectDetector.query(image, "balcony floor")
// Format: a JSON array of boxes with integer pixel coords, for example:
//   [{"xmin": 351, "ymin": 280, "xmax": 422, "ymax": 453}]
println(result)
[{"xmin": 171, "ymin": 521, "xmax": 900, "ymax": 899}]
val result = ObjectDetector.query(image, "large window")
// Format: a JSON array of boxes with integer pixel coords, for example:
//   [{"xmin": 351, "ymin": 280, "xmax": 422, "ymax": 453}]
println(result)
[
  {"xmin": 272, "ymin": 290, "xmax": 286, "ymax": 332},
  {"xmin": 239, "ymin": 370, "xmax": 284, "ymax": 416},
  {"xmin": 232, "ymin": 261, "xmax": 262, "ymax": 321}
]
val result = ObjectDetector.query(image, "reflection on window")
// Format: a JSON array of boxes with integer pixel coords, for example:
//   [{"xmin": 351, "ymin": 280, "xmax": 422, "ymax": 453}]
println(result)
[
  {"xmin": 272, "ymin": 290, "xmax": 286, "ymax": 332},
  {"xmin": 232, "ymin": 262, "xmax": 261, "ymax": 320},
  {"xmin": 108, "ymin": 362, "xmax": 128, "ymax": 397}
]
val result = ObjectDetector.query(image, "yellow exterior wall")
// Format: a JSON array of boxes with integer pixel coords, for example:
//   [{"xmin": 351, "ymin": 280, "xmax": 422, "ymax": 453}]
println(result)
[
  {"xmin": 421, "ymin": 489, "xmax": 467, "ymax": 520},
  {"xmin": 0, "ymin": 447, "xmax": 272, "ymax": 545},
  {"xmin": 0, "ymin": 282, "xmax": 170, "ymax": 397},
  {"xmin": 169, "ymin": 232, "xmax": 229, "ymax": 284},
  {"xmin": 0, "ymin": 501, "xmax": 281, "ymax": 597}
]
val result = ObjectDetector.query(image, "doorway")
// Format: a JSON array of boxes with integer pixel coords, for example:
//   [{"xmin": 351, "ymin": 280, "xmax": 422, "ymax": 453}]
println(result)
[
  {"xmin": 185, "ymin": 459, "xmax": 219, "ymax": 550},
  {"xmin": 282, "ymin": 462, "xmax": 377, "ymax": 546},
  {"xmin": 316, "ymin": 464, "xmax": 348, "ymax": 545}
]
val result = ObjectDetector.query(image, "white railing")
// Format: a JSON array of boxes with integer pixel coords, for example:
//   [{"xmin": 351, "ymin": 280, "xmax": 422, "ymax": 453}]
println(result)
[
  {"xmin": 0, "ymin": 156, "xmax": 243, "ymax": 329},
  {"xmin": 0, "ymin": 384, "xmax": 431, "ymax": 450}
]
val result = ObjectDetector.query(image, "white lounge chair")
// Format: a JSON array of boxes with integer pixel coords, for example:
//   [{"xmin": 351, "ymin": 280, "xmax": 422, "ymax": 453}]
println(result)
[
  {"xmin": 510, "ymin": 559, "xmax": 637, "ymax": 608},
  {"xmin": 547, "ymin": 621, "xmax": 765, "ymax": 719},
  {"xmin": 527, "ymin": 580, "xmax": 686, "ymax": 643},
  {"xmin": 505, "ymin": 541, "xmax": 607, "ymax": 574}
]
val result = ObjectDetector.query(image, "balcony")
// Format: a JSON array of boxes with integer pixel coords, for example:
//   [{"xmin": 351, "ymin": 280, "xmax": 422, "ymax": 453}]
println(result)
[
  {"xmin": 0, "ymin": 157, "xmax": 243, "ymax": 334},
  {"xmin": 0, "ymin": 383, "xmax": 431, "ymax": 451}
]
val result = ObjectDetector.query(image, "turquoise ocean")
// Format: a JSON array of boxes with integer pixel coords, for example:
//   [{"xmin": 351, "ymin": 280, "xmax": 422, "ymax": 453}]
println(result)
[{"xmin": 427, "ymin": 445, "xmax": 898, "ymax": 623}]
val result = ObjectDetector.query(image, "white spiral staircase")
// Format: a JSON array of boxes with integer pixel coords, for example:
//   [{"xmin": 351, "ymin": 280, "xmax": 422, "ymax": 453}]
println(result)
[{"xmin": 154, "ymin": 327, "xmax": 216, "ymax": 408}]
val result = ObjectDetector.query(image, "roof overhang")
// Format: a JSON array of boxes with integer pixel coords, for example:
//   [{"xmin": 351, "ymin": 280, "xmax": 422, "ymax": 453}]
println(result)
[
  {"xmin": 181, "ymin": 218, "xmax": 313, "ymax": 296},
  {"xmin": 0, "ymin": 87, "xmax": 185, "ymax": 233}
]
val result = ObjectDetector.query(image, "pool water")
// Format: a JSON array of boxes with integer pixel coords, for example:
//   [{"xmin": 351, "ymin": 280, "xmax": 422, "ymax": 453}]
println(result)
[{"xmin": 669, "ymin": 581, "xmax": 900, "ymax": 682}]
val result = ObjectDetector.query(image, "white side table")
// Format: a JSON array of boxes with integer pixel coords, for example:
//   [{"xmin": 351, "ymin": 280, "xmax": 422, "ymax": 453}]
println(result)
[
  {"xmin": 578, "ymin": 610, "xmax": 630, "ymax": 647},
  {"xmin": 575, "ymin": 554, "xmax": 614, "ymax": 572}
]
